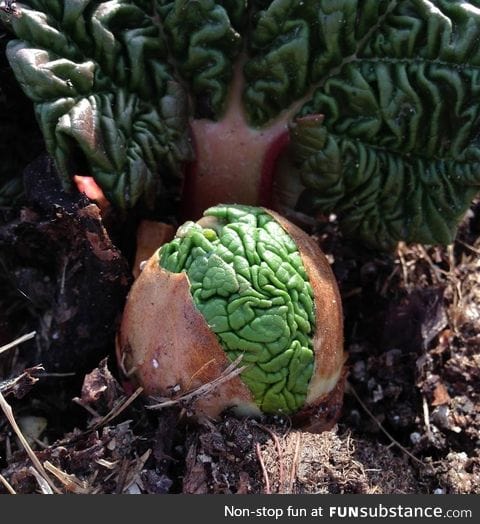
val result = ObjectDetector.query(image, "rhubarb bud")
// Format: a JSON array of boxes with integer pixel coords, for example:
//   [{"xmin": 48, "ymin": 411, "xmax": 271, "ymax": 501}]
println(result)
[{"xmin": 117, "ymin": 205, "xmax": 345, "ymax": 431}]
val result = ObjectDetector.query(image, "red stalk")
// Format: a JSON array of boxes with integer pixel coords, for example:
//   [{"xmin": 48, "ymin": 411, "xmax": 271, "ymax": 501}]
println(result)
[{"xmin": 181, "ymin": 64, "xmax": 292, "ymax": 221}]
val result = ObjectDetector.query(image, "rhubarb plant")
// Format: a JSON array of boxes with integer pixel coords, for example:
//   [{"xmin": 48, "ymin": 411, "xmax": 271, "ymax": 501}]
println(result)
[{"xmin": 2, "ymin": 0, "xmax": 480, "ymax": 249}]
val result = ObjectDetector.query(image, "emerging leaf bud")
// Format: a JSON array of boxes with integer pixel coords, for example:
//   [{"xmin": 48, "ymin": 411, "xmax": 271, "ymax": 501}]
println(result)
[{"xmin": 117, "ymin": 205, "xmax": 345, "ymax": 431}]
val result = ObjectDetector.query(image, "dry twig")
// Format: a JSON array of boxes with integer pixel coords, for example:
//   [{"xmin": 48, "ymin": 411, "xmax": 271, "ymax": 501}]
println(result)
[
  {"xmin": 0, "ymin": 364, "xmax": 43, "ymax": 396},
  {"xmin": 122, "ymin": 449, "xmax": 151, "ymax": 493},
  {"xmin": 253, "ymin": 422, "xmax": 285, "ymax": 492},
  {"xmin": 0, "ymin": 390, "xmax": 61, "ymax": 493},
  {"xmin": 0, "ymin": 473, "xmax": 16, "ymax": 494},
  {"xmin": 347, "ymin": 382, "xmax": 425, "ymax": 467},
  {"xmin": 256, "ymin": 442, "xmax": 270, "ymax": 494},
  {"xmin": 0, "ymin": 331, "xmax": 36, "ymax": 356},
  {"xmin": 456, "ymin": 238, "xmax": 480, "ymax": 256},
  {"xmin": 44, "ymin": 461, "xmax": 91, "ymax": 494},
  {"xmin": 147, "ymin": 355, "xmax": 246, "ymax": 410},
  {"xmin": 28, "ymin": 466, "xmax": 54, "ymax": 494},
  {"xmin": 422, "ymin": 395, "xmax": 432, "ymax": 439},
  {"xmin": 92, "ymin": 386, "xmax": 143, "ymax": 428},
  {"xmin": 287, "ymin": 432, "xmax": 302, "ymax": 493}
]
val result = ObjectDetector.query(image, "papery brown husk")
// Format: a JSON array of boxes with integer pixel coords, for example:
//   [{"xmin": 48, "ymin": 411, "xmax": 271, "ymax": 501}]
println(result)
[{"xmin": 116, "ymin": 256, "xmax": 258, "ymax": 419}]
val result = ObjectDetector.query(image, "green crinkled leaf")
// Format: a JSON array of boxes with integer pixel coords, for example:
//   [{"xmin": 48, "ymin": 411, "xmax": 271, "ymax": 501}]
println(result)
[
  {"xmin": 3, "ymin": 1, "xmax": 480, "ymax": 248},
  {"xmin": 159, "ymin": 205, "xmax": 315, "ymax": 414},
  {"xmin": 293, "ymin": 123, "xmax": 480, "ymax": 249},
  {"xmin": 242, "ymin": 0, "xmax": 480, "ymax": 248},
  {"xmin": 244, "ymin": 0, "xmax": 393, "ymax": 126},
  {"xmin": 3, "ymin": 0, "xmax": 192, "ymax": 211},
  {"xmin": 291, "ymin": 2, "xmax": 480, "ymax": 248},
  {"xmin": 158, "ymin": 0, "xmax": 242, "ymax": 118}
]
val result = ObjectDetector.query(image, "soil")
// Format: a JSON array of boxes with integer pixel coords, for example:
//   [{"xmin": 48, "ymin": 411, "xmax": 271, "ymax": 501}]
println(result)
[{"xmin": 1, "ymin": 23, "xmax": 479, "ymax": 496}]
